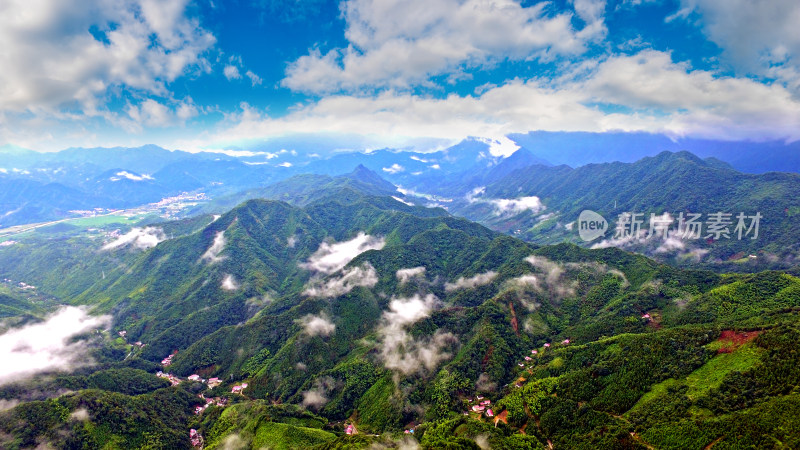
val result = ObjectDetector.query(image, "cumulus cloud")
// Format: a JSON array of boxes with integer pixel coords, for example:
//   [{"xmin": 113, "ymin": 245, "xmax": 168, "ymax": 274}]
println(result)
[
  {"xmin": 674, "ymin": 0, "xmax": 800, "ymax": 91},
  {"xmin": 123, "ymin": 98, "xmax": 198, "ymax": 130},
  {"xmin": 224, "ymin": 65, "xmax": 241, "ymax": 80},
  {"xmin": 282, "ymin": 0, "xmax": 599, "ymax": 93},
  {"xmin": 444, "ymin": 271, "xmax": 497, "ymax": 292},
  {"xmin": 201, "ymin": 231, "xmax": 227, "ymax": 264},
  {"xmin": 303, "ymin": 263, "xmax": 379, "ymax": 298},
  {"xmin": 396, "ymin": 266, "xmax": 426, "ymax": 284},
  {"xmin": 221, "ymin": 274, "xmax": 238, "ymax": 291},
  {"xmin": 0, "ymin": 307, "xmax": 111, "ymax": 385},
  {"xmin": 298, "ymin": 313, "xmax": 336, "ymax": 337},
  {"xmin": 300, "ymin": 232, "xmax": 385, "ymax": 274},
  {"xmin": 377, "ymin": 294, "xmax": 457, "ymax": 376},
  {"xmin": 102, "ymin": 227, "xmax": 165, "ymax": 251},
  {"xmin": 0, "ymin": 0, "xmax": 214, "ymax": 118}
]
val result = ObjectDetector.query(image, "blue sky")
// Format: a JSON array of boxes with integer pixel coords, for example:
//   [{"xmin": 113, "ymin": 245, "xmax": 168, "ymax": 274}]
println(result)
[{"xmin": 1, "ymin": 0, "xmax": 799, "ymax": 154}]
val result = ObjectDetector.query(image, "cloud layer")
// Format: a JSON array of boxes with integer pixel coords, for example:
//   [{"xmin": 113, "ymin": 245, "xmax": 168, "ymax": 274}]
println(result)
[
  {"xmin": 0, "ymin": 306, "xmax": 111, "ymax": 385},
  {"xmin": 283, "ymin": 0, "xmax": 601, "ymax": 93}
]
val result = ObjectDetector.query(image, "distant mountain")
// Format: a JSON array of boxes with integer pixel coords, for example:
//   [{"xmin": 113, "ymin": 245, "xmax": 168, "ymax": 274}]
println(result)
[
  {"xmin": 509, "ymin": 131, "xmax": 800, "ymax": 173},
  {"xmin": 192, "ymin": 165, "xmax": 404, "ymax": 215},
  {"xmin": 0, "ymin": 178, "xmax": 112, "ymax": 227},
  {"xmin": 442, "ymin": 151, "xmax": 800, "ymax": 269}
]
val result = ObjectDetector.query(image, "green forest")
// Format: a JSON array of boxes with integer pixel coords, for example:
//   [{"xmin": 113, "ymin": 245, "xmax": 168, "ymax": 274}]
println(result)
[{"xmin": 0, "ymin": 184, "xmax": 799, "ymax": 449}]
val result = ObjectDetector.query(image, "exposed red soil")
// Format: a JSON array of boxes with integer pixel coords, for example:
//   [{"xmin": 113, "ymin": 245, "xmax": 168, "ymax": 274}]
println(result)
[
  {"xmin": 715, "ymin": 330, "xmax": 760, "ymax": 353},
  {"xmin": 509, "ymin": 302, "xmax": 519, "ymax": 335},
  {"xmin": 494, "ymin": 410, "xmax": 508, "ymax": 427}
]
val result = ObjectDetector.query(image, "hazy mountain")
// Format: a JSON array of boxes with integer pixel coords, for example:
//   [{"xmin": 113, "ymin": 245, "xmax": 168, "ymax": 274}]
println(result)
[
  {"xmin": 440, "ymin": 151, "xmax": 800, "ymax": 270},
  {"xmin": 510, "ymin": 131, "xmax": 800, "ymax": 174}
]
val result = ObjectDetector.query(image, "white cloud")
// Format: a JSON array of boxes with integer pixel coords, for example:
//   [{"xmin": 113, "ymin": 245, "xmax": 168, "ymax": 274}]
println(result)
[
  {"xmin": 377, "ymin": 294, "xmax": 457, "ymax": 375},
  {"xmin": 391, "ymin": 196, "xmax": 414, "ymax": 206},
  {"xmin": 70, "ymin": 408, "xmax": 90, "ymax": 421},
  {"xmin": 396, "ymin": 266, "xmax": 426, "ymax": 284},
  {"xmin": 655, "ymin": 236, "xmax": 686, "ymax": 253},
  {"xmin": 383, "ymin": 294, "xmax": 439, "ymax": 328},
  {"xmin": 102, "ymin": 227, "xmax": 165, "ymax": 250},
  {"xmin": 524, "ymin": 255, "xmax": 576, "ymax": 299},
  {"xmin": 123, "ymin": 98, "xmax": 198, "ymax": 129},
  {"xmin": 245, "ymin": 70, "xmax": 262, "ymax": 86},
  {"xmin": 303, "ymin": 263, "xmax": 379, "ymax": 297},
  {"xmin": 201, "ymin": 231, "xmax": 227, "ymax": 264},
  {"xmin": 477, "ymin": 136, "xmax": 520, "ymax": 158},
  {"xmin": 298, "ymin": 313, "xmax": 336, "ymax": 337},
  {"xmin": 224, "ymin": 65, "xmax": 241, "ymax": 80},
  {"xmin": 444, "ymin": 271, "xmax": 498, "ymax": 292},
  {"xmin": 178, "ymin": 48, "xmax": 800, "ymax": 156},
  {"xmin": 0, "ymin": 0, "xmax": 214, "ymax": 115},
  {"xmin": 0, "ymin": 306, "xmax": 111, "ymax": 385},
  {"xmin": 282, "ymin": 0, "xmax": 598, "ymax": 93},
  {"xmin": 109, "ymin": 170, "xmax": 153, "ymax": 182},
  {"xmin": 675, "ymin": 0, "xmax": 800, "ymax": 91},
  {"xmin": 221, "ymin": 274, "xmax": 238, "ymax": 290},
  {"xmin": 300, "ymin": 232, "xmax": 385, "ymax": 274},
  {"xmin": 382, "ymin": 163, "xmax": 404, "ymax": 174},
  {"xmin": 490, "ymin": 196, "xmax": 545, "ymax": 215},
  {"xmin": 510, "ymin": 274, "xmax": 541, "ymax": 290},
  {"xmin": 467, "ymin": 187, "xmax": 545, "ymax": 216},
  {"xmin": 301, "ymin": 376, "xmax": 336, "ymax": 410}
]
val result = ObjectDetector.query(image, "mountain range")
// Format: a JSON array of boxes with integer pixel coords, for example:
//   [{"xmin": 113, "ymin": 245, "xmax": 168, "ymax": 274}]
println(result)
[
  {"xmin": 2, "ymin": 132, "xmax": 799, "ymax": 228},
  {"xmin": 0, "ymin": 182, "xmax": 799, "ymax": 448}
]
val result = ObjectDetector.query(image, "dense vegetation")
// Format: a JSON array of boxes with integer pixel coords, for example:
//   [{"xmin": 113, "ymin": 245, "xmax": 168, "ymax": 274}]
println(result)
[{"xmin": 0, "ymin": 175, "xmax": 799, "ymax": 449}]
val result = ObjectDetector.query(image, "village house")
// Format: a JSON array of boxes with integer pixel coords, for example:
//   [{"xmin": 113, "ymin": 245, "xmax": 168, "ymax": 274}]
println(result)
[{"xmin": 231, "ymin": 382, "xmax": 249, "ymax": 394}]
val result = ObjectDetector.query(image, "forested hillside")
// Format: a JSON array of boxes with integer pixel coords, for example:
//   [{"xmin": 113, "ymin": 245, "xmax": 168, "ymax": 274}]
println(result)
[{"xmin": 0, "ymin": 187, "xmax": 798, "ymax": 448}]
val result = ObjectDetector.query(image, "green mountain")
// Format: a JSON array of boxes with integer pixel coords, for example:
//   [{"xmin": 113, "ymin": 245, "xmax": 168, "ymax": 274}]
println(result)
[
  {"xmin": 192, "ymin": 164, "xmax": 402, "ymax": 215},
  {"xmin": 445, "ymin": 151, "xmax": 800, "ymax": 271},
  {"xmin": 1, "ymin": 189, "xmax": 800, "ymax": 449}
]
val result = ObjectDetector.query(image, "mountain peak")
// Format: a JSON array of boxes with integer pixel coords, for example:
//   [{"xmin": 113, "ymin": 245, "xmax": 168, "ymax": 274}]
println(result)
[{"xmin": 343, "ymin": 164, "xmax": 397, "ymax": 192}]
